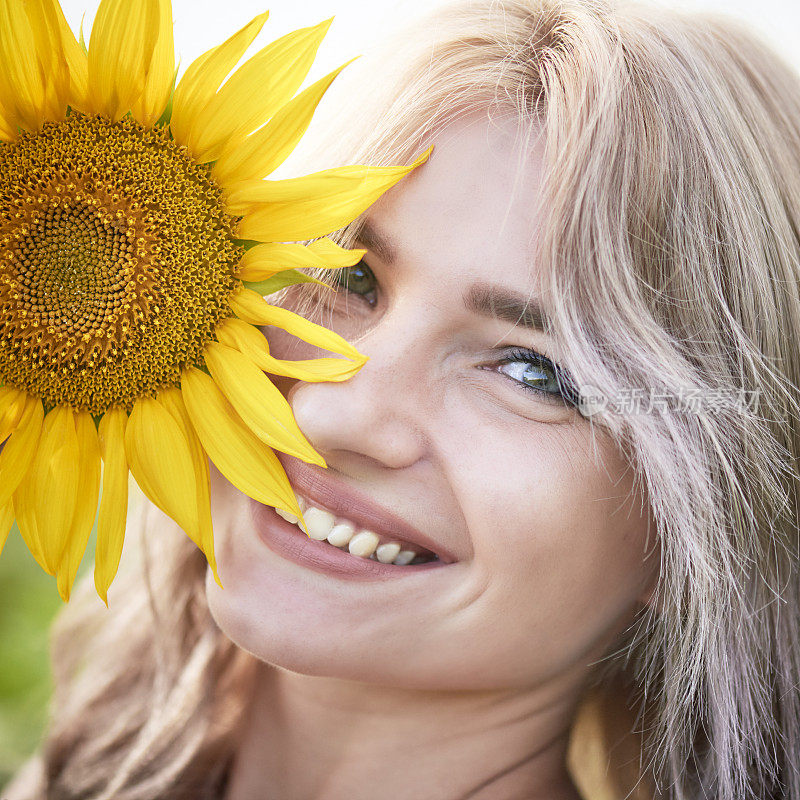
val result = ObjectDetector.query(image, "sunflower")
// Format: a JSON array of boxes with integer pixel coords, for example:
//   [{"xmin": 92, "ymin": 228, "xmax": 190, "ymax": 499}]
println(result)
[{"xmin": 0, "ymin": 0, "xmax": 431, "ymax": 605}]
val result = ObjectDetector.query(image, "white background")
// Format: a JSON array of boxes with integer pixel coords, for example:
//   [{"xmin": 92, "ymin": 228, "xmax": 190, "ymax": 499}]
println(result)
[{"xmin": 59, "ymin": 0, "xmax": 800, "ymax": 91}]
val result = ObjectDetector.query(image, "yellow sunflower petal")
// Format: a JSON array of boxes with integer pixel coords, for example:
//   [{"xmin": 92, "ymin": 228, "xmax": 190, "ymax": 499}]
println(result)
[
  {"xmin": 86, "ymin": 0, "xmax": 160, "ymax": 121},
  {"xmin": 216, "ymin": 317, "xmax": 364, "ymax": 383},
  {"xmin": 0, "ymin": 386, "xmax": 26, "ymax": 445},
  {"xmin": 204, "ymin": 341, "xmax": 324, "ymax": 465},
  {"xmin": 0, "ymin": 0, "xmax": 86, "ymax": 135},
  {"xmin": 181, "ymin": 366, "xmax": 302, "ymax": 517},
  {"xmin": 212, "ymin": 58, "xmax": 355, "ymax": 186},
  {"xmin": 306, "ymin": 236, "xmax": 370, "ymax": 266},
  {"xmin": 233, "ymin": 146, "xmax": 433, "ymax": 240},
  {"xmin": 0, "ymin": 1, "xmax": 48, "ymax": 131},
  {"xmin": 0, "ymin": 107, "xmax": 16, "ymax": 141},
  {"xmin": 94, "ymin": 408, "xmax": 128, "ymax": 606},
  {"xmin": 170, "ymin": 11, "xmax": 269, "ymax": 146},
  {"xmin": 159, "ymin": 388, "xmax": 221, "ymax": 587},
  {"xmin": 230, "ymin": 286, "xmax": 367, "ymax": 362},
  {"xmin": 130, "ymin": 0, "xmax": 174, "ymax": 126},
  {"xmin": 254, "ymin": 354, "xmax": 363, "ymax": 383},
  {"xmin": 52, "ymin": 0, "xmax": 89, "ymax": 110},
  {"xmin": 228, "ymin": 160, "xmax": 438, "ymax": 207},
  {"xmin": 125, "ymin": 395, "xmax": 201, "ymax": 543},
  {"xmin": 0, "ymin": 499, "xmax": 13, "ymax": 558},
  {"xmin": 187, "ymin": 18, "xmax": 333, "ymax": 163},
  {"xmin": 32, "ymin": 406, "xmax": 80, "ymax": 575},
  {"xmin": 235, "ymin": 239, "xmax": 365, "ymax": 282},
  {"xmin": 14, "ymin": 464, "xmax": 47, "ymax": 572},
  {"xmin": 0, "ymin": 395, "xmax": 44, "ymax": 508},
  {"xmin": 23, "ymin": 0, "xmax": 71, "ymax": 121},
  {"xmin": 56, "ymin": 411, "xmax": 101, "ymax": 603}
]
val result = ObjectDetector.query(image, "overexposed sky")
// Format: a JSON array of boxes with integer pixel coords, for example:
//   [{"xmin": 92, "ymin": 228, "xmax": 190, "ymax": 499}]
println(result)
[{"xmin": 59, "ymin": 0, "xmax": 800, "ymax": 89}]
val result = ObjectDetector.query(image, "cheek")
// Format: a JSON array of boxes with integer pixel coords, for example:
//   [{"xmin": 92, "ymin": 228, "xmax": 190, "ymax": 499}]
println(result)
[
  {"xmin": 205, "ymin": 468, "xmax": 254, "ymax": 601},
  {"xmin": 204, "ymin": 470, "xmax": 289, "ymax": 659},
  {"xmin": 446, "ymin": 423, "xmax": 654, "ymax": 674}
]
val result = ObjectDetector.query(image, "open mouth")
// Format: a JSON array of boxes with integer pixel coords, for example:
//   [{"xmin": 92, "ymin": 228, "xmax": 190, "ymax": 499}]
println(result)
[{"xmin": 277, "ymin": 494, "xmax": 440, "ymax": 566}]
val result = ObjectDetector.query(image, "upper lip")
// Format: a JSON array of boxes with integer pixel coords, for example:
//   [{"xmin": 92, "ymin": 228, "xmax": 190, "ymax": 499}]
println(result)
[{"xmin": 276, "ymin": 454, "xmax": 458, "ymax": 564}]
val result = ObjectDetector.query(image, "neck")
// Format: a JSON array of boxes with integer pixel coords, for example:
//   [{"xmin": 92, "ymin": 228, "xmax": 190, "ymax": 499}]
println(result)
[{"xmin": 224, "ymin": 662, "xmax": 586, "ymax": 800}]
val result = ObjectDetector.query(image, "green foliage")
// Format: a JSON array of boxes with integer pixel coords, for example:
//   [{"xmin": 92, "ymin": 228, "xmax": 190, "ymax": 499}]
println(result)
[
  {"xmin": 243, "ymin": 268, "xmax": 331, "ymax": 296},
  {"xmin": 0, "ymin": 529, "xmax": 75, "ymax": 788}
]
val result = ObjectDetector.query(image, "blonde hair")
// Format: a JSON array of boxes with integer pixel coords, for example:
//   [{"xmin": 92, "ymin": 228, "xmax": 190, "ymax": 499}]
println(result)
[{"xmin": 16, "ymin": 0, "xmax": 800, "ymax": 797}]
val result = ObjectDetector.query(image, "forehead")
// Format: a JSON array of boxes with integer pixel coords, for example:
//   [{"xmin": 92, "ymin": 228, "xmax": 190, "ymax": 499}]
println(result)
[{"xmin": 368, "ymin": 111, "xmax": 547, "ymax": 293}]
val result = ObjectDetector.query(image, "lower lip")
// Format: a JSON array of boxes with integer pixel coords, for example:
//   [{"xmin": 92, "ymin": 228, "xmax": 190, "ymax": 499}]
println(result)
[{"xmin": 251, "ymin": 501, "xmax": 449, "ymax": 581}]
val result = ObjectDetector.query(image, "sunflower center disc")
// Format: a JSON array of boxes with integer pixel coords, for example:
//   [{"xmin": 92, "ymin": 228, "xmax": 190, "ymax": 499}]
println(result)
[{"xmin": 0, "ymin": 112, "xmax": 242, "ymax": 414}]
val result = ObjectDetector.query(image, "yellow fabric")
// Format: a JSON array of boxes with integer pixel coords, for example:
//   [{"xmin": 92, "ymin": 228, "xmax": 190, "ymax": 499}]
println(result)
[{"xmin": 567, "ymin": 686, "xmax": 657, "ymax": 800}]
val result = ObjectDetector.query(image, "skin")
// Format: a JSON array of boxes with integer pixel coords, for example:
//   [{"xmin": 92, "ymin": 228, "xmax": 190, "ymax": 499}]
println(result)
[{"xmin": 206, "ymin": 110, "xmax": 660, "ymax": 800}]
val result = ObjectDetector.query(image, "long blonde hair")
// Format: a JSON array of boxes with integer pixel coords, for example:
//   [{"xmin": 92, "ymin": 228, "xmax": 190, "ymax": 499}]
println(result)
[{"xmin": 23, "ymin": 1, "xmax": 800, "ymax": 798}]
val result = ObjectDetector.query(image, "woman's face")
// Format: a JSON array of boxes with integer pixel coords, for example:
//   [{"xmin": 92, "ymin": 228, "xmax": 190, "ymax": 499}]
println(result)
[{"xmin": 206, "ymin": 111, "xmax": 659, "ymax": 692}]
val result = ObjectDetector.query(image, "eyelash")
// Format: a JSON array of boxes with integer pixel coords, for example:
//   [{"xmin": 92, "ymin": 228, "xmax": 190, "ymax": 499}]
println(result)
[
  {"xmin": 494, "ymin": 347, "xmax": 581, "ymax": 407},
  {"xmin": 328, "ymin": 261, "xmax": 580, "ymax": 408}
]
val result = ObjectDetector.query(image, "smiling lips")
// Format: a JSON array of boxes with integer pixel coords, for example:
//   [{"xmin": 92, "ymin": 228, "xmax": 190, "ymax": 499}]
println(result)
[
  {"xmin": 276, "ymin": 454, "xmax": 459, "ymax": 565},
  {"xmin": 277, "ymin": 495, "xmax": 439, "ymax": 565}
]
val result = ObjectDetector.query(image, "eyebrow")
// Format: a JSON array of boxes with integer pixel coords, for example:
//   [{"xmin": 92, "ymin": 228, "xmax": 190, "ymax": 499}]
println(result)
[
  {"xmin": 352, "ymin": 218, "xmax": 398, "ymax": 264},
  {"xmin": 351, "ymin": 218, "xmax": 551, "ymax": 333},
  {"xmin": 463, "ymin": 283, "xmax": 551, "ymax": 333}
]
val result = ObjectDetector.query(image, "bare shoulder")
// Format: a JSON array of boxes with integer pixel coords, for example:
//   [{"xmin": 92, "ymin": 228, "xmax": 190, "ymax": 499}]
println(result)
[{"xmin": 3, "ymin": 755, "xmax": 46, "ymax": 800}]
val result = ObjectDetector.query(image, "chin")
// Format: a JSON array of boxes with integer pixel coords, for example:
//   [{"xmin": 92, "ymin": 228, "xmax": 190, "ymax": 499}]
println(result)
[{"xmin": 204, "ymin": 566, "xmax": 389, "ymax": 683}]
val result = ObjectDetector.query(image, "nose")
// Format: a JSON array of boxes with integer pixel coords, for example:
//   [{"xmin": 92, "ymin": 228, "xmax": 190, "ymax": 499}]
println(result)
[{"xmin": 285, "ymin": 307, "xmax": 432, "ymax": 473}]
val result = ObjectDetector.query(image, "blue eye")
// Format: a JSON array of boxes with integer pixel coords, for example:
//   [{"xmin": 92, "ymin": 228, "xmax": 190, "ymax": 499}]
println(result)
[
  {"xmin": 329, "ymin": 262, "xmax": 581, "ymax": 411},
  {"xmin": 496, "ymin": 347, "xmax": 580, "ymax": 407}
]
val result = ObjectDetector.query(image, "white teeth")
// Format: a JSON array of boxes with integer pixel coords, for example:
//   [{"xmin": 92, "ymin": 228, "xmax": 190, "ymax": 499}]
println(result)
[
  {"xmin": 327, "ymin": 522, "xmax": 356, "ymax": 547},
  {"xmin": 280, "ymin": 497, "xmax": 438, "ymax": 566},
  {"xmin": 393, "ymin": 550, "xmax": 418, "ymax": 566},
  {"xmin": 375, "ymin": 542, "xmax": 401, "ymax": 563},
  {"xmin": 276, "ymin": 508, "xmax": 298, "ymax": 524},
  {"xmin": 348, "ymin": 530, "xmax": 380, "ymax": 557},
  {"xmin": 304, "ymin": 507, "xmax": 336, "ymax": 540}
]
